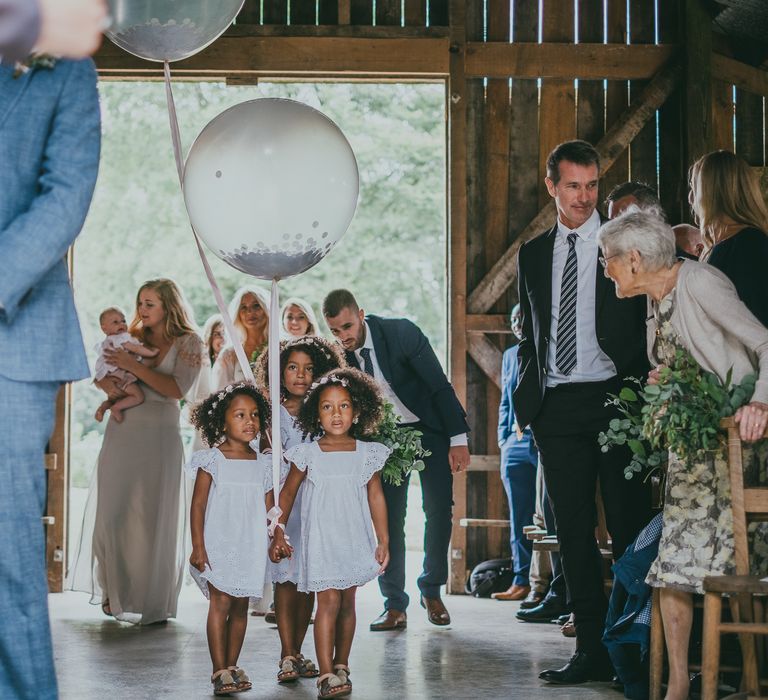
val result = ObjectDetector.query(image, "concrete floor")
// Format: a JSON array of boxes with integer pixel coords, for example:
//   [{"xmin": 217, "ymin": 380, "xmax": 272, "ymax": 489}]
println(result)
[{"xmin": 52, "ymin": 553, "xmax": 620, "ymax": 700}]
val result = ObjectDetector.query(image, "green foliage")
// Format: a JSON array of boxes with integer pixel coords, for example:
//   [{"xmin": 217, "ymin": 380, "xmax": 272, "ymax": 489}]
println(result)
[
  {"xmin": 370, "ymin": 402, "xmax": 430, "ymax": 486},
  {"xmin": 70, "ymin": 81, "xmax": 447, "ymax": 485},
  {"xmin": 598, "ymin": 346, "xmax": 757, "ymax": 480}
]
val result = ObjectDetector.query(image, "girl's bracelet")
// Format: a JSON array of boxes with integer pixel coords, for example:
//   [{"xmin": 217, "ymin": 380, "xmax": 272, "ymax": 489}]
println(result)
[{"xmin": 269, "ymin": 522, "xmax": 286, "ymax": 538}]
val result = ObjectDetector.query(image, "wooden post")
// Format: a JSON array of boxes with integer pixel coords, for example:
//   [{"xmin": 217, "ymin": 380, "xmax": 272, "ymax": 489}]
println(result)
[
  {"xmin": 684, "ymin": 0, "xmax": 714, "ymax": 164},
  {"xmin": 447, "ymin": 0, "xmax": 468, "ymax": 594}
]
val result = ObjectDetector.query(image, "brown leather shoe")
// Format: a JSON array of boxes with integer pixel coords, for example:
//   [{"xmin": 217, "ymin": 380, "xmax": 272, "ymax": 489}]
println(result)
[
  {"xmin": 519, "ymin": 589, "xmax": 546, "ymax": 609},
  {"xmin": 369, "ymin": 609, "xmax": 407, "ymax": 631},
  {"xmin": 420, "ymin": 596, "xmax": 451, "ymax": 626},
  {"xmin": 491, "ymin": 584, "xmax": 531, "ymax": 601}
]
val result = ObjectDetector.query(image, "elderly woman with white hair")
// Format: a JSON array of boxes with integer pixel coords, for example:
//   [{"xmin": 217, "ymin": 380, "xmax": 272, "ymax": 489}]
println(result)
[
  {"xmin": 597, "ymin": 210, "xmax": 768, "ymax": 700},
  {"xmin": 212, "ymin": 285, "xmax": 270, "ymax": 390}
]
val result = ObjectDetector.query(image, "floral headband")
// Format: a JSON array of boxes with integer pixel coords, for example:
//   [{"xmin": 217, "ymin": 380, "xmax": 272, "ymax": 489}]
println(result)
[
  {"xmin": 303, "ymin": 373, "xmax": 349, "ymax": 402},
  {"xmin": 284, "ymin": 335, "xmax": 335, "ymax": 361},
  {"xmin": 208, "ymin": 382, "xmax": 251, "ymax": 414}
]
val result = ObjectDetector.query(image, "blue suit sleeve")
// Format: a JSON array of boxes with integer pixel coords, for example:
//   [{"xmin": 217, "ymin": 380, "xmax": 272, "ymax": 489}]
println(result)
[
  {"xmin": 0, "ymin": 0, "xmax": 40, "ymax": 63},
  {"xmin": 498, "ymin": 350, "xmax": 512, "ymax": 446},
  {"xmin": 398, "ymin": 319, "xmax": 470, "ymax": 437},
  {"xmin": 0, "ymin": 59, "xmax": 100, "ymax": 321}
]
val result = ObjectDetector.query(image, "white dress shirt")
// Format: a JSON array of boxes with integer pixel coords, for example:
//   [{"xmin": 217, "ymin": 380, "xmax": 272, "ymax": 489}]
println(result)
[
  {"xmin": 546, "ymin": 209, "xmax": 617, "ymax": 387},
  {"xmin": 357, "ymin": 321, "xmax": 468, "ymax": 446}
]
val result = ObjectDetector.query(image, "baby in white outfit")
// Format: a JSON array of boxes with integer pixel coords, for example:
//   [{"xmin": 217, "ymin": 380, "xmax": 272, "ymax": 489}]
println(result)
[{"xmin": 94, "ymin": 307, "xmax": 159, "ymax": 423}]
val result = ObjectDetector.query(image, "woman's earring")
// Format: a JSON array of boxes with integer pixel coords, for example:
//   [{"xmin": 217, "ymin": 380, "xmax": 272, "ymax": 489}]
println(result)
[{"xmin": 353, "ymin": 416, "xmax": 359, "ymax": 424}]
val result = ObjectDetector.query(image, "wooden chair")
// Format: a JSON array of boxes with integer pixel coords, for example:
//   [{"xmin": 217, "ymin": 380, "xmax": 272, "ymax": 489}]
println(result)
[
  {"xmin": 700, "ymin": 417, "xmax": 768, "ymax": 700},
  {"xmin": 649, "ymin": 417, "xmax": 768, "ymax": 699}
]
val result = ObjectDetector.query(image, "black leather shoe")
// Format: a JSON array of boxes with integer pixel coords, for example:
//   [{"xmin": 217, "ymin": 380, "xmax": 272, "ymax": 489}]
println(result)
[
  {"xmin": 516, "ymin": 598, "xmax": 568, "ymax": 623},
  {"xmin": 539, "ymin": 651, "xmax": 614, "ymax": 685},
  {"xmin": 519, "ymin": 589, "xmax": 546, "ymax": 609}
]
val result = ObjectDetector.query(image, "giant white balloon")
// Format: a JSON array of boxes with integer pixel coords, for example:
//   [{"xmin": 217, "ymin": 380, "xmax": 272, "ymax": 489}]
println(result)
[
  {"xmin": 183, "ymin": 99, "xmax": 359, "ymax": 280},
  {"xmin": 105, "ymin": 0, "xmax": 244, "ymax": 62}
]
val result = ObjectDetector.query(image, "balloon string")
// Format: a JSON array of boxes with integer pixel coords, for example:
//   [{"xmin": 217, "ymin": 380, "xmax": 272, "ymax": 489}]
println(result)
[
  {"xmin": 162, "ymin": 61, "xmax": 255, "ymax": 387},
  {"xmin": 268, "ymin": 278, "xmax": 282, "ymax": 522}
]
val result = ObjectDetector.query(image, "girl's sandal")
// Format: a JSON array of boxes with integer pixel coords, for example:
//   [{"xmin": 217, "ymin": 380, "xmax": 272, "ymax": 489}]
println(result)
[
  {"xmin": 296, "ymin": 653, "xmax": 320, "ymax": 679},
  {"xmin": 277, "ymin": 656, "xmax": 300, "ymax": 683},
  {"xmin": 316, "ymin": 672, "xmax": 351, "ymax": 699},
  {"xmin": 101, "ymin": 600, "xmax": 113, "ymax": 617},
  {"xmin": 228, "ymin": 666, "xmax": 252, "ymax": 692},
  {"xmin": 211, "ymin": 669, "xmax": 238, "ymax": 696},
  {"xmin": 333, "ymin": 664, "xmax": 351, "ymax": 689}
]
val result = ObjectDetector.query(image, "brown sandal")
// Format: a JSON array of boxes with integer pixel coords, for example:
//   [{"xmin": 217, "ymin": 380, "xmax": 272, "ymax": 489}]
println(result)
[
  {"xmin": 333, "ymin": 664, "xmax": 351, "ymax": 689},
  {"xmin": 316, "ymin": 672, "xmax": 350, "ymax": 699},
  {"xmin": 211, "ymin": 669, "xmax": 238, "ymax": 696},
  {"xmin": 277, "ymin": 656, "xmax": 300, "ymax": 683},
  {"xmin": 228, "ymin": 666, "xmax": 252, "ymax": 692},
  {"xmin": 297, "ymin": 653, "xmax": 320, "ymax": 678}
]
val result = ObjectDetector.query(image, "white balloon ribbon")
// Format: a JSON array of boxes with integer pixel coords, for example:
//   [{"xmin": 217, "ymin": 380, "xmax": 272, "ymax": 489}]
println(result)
[
  {"xmin": 163, "ymin": 63, "xmax": 284, "ymax": 528},
  {"xmin": 162, "ymin": 62, "xmax": 255, "ymax": 387}
]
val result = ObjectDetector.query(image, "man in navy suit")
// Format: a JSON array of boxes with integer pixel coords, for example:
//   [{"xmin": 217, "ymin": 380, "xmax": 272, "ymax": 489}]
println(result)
[
  {"xmin": 0, "ymin": 54, "xmax": 100, "ymax": 699},
  {"xmin": 492, "ymin": 304, "xmax": 537, "ymax": 601},
  {"xmin": 323, "ymin": 289, "xmax": 470, "ymax": 630}
]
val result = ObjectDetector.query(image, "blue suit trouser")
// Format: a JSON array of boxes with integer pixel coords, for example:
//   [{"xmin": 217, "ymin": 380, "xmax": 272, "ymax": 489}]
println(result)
[
  {"xmin": 378, "ymin": 427, "xmax": 451, "ymax": 611},
  {"xmin": 499, "ymin": 450, "xmax": 537, "ymax": 586},
  {"xmin": 0, "ymin": 375, "xmax": 60, "ymax": 700}
]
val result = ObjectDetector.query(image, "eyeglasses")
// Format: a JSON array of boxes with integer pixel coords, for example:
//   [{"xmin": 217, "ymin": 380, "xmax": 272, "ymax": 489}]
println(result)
[{"xmin": 598, "ymin": 253, "xmax": 620, "ymax": 268}]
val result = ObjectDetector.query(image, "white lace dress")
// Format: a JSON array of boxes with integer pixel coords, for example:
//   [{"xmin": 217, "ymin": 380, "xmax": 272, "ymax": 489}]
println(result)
[
  {"xmin": 284, "ymin": 440, "xmax": 391, "ymax": 593},
  {"xmin": 271, "ymin": 406, "xmax": 312, "ymax": 584},
  {"xmin": 186, "ymin": 448, "xmax": 271, "ymax": 599}
]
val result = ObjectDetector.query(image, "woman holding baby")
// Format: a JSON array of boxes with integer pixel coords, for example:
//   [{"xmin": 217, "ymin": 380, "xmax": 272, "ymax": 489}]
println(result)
[{"xmin": 70, "ymin": 278, "xmax": 204, "ymax": 625}]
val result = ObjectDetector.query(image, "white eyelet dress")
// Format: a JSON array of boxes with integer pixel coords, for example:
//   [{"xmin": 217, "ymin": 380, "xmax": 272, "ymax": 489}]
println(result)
[
  {"xmin": 271, "ymin": 405, "xmax": 311, "ymax": 585},
  {"xmin": 283, "ymin": 440, "xmax": 391, "ymax": 593},
  {"xmin": 185, "ymin": 448, "xmax": 272, "ymax": 599}
]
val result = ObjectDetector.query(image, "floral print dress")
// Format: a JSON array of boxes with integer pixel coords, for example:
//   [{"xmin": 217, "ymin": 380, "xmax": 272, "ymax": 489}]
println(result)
[{"xmin": 645, "ymin": 291, "xmax": 737, "ymax": 593}]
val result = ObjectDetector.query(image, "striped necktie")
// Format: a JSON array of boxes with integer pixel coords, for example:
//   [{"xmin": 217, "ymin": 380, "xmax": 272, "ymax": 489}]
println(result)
[
  {"xmin": 555, "ymin": 233, "xmax": 578, "ymax": 375},
  {"xmin": 359, "ymin": 347, "xmax": 375, "ymax": 377}
]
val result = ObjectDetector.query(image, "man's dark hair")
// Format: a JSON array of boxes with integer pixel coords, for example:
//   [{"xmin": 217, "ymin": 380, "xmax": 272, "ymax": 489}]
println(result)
[
  {"xmin": 605, "ymin": 181, "xmax": 660, "ymax": 209},
  {"xmin": 546, "ymin": 140, "xmax": 600, "ymax": 184},
  {"xmin": 322, "ymin": 289, "xmax": 359, "ymax": 318}
]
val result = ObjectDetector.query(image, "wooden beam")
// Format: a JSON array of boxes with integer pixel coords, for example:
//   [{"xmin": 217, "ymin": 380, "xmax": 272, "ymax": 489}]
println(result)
[
  {"xmin": 466, "ymin": 314, "xmax": 511, "ymax": 333},
  {"xmin": 465, "ymin": 42, "xmax": 674, "ymax": 80},
  {"xmin": 467, "ymin": 335, "xmax": 503, "ymax": 389},
  {"xmin": 684, "ymin": 0, "xmax": 713, "ymax": 163},
  {"xmin": 713, "ymin": 54, "xmax": 768, "ymax": 98},
  {"xmin": 467, "ymin": 61, "xmax": 682, "ymax": 314},
  {"xmin": 95, "ymin": 33, "xmax": 450, "ymax": 78}
]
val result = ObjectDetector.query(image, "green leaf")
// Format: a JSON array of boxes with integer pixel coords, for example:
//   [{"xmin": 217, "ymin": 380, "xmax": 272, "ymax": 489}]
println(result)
[{"xmin": 619, "ymin": 387, "xmax": 638, "ymax": 402}]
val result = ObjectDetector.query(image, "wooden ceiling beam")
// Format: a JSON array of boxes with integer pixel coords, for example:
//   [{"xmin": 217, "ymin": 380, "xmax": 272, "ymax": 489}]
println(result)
[
  {"xmin": 465, "ymin": 42, "xmax": 675, "ymax": 80},
  {"xmin": 713, "ymin": 53, "xmax": 768, "ymax": 98}
]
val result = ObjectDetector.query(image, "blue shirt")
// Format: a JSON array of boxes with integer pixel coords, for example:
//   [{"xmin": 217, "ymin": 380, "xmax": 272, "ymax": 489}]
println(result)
[{"xmin": 498, "ymin": 345, "xmax": 537, "ymax": 464}]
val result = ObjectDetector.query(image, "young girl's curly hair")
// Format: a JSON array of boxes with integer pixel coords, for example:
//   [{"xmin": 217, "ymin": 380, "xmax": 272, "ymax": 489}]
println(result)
[
  {"xmin": 190, "ymin": 383, "xmax": 271, "ymax": 448},
  {"xmin": 254, "ymin": 335, "xmax": 346, "ymax": 399},
  {"xmin": 296, "ymin": 368, "xmax": 384, "ymax": 440}
]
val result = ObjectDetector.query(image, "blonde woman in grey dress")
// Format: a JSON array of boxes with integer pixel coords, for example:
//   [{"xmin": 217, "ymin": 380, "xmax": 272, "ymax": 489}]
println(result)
[
  {"xmin": 598, "ymin": 212, "xmax": 768, "ymax": 700},
  {"xmin": 71, "ymin": 279, "xmax": 204, "ymax": 624}
]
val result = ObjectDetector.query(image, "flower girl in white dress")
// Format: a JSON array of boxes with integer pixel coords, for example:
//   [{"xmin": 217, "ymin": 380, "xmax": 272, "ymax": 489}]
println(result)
[
  {"xmin": 269, "ymin": 369, "xmax": 390, "ymax": 700},
  {"xmin": 256, "ymin": 336, "xmax": 346, "ymax": 685},
  {"xmin": 188, "ymin": 383, "xmax": 272, "ymax": 697}
]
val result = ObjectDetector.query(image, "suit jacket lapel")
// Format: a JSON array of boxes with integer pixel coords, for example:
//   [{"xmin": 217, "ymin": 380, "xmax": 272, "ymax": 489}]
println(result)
[
  {"xmin": 0, "ymin": 67, "xmax": 32, "ymax": 131},
  {"xmin": 594, "ymin": 214, "xmax": 610, "ymax": 320},
  {"xmin": 536, "ymin": 225, "xmax": 557, "ymax": 340}
]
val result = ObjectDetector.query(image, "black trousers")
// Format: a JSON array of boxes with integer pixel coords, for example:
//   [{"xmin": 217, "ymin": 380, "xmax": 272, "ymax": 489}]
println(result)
[
  {"xmin": 532, "ymin": 378, "xmax": 652, "ymax": 652},
  {"xmin": 377, "ymin": 425, "xmax": 452, "ymax": 611}
]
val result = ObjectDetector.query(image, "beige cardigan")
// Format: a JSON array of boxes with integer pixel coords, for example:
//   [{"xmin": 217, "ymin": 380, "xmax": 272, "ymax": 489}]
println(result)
[{"xmin": 646, "ymin": 261, "xmax": 768, "ymax": 405}]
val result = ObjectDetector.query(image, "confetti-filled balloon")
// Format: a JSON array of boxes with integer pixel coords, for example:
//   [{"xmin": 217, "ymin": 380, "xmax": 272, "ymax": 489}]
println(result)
[
  {"xmin": 105, "ymin": 0, "xmax": 244, "ymax": 62},
  {"xmin": 183, "ymin": 98, "xmax": 359, "ymax": 280}
]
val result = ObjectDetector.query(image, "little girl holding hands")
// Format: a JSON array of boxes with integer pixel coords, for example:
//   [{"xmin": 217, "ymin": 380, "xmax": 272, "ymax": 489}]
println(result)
[
  {"xmin": 188, "ymin": 383, "xmax": 273, "ymax": 696},
  {"xmin": 269, "ymin": 368, "xmax": 390, "ymax": 699},
  {"xmin": 256, "ymin": 336, "xmax": 347, "ymax": 685}
]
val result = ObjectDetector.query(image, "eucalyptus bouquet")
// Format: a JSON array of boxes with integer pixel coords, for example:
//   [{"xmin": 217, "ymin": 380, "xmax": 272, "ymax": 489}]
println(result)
[
  {"xmin": 371, "ymin": 402, "xmax": 430, "ymax": 486},
  {"xmin": 599, "ymin": 345, "xmax": 756, "ymax": 481}
]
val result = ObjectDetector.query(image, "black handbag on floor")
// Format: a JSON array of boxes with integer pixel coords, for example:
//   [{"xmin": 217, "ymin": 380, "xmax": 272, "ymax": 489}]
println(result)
[{"xmin": 465, "ymin": 558, "xmax": 514, "ymax": 598}]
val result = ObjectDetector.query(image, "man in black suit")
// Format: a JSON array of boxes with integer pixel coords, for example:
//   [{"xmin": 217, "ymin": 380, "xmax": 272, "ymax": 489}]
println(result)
[
  {"xmin": 323, "ymin": 289, "xmax": 470, "ymax": 630},
  {"xmin": 515, "ymin": 141, "xmax": 651, "ymax": 684}
]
